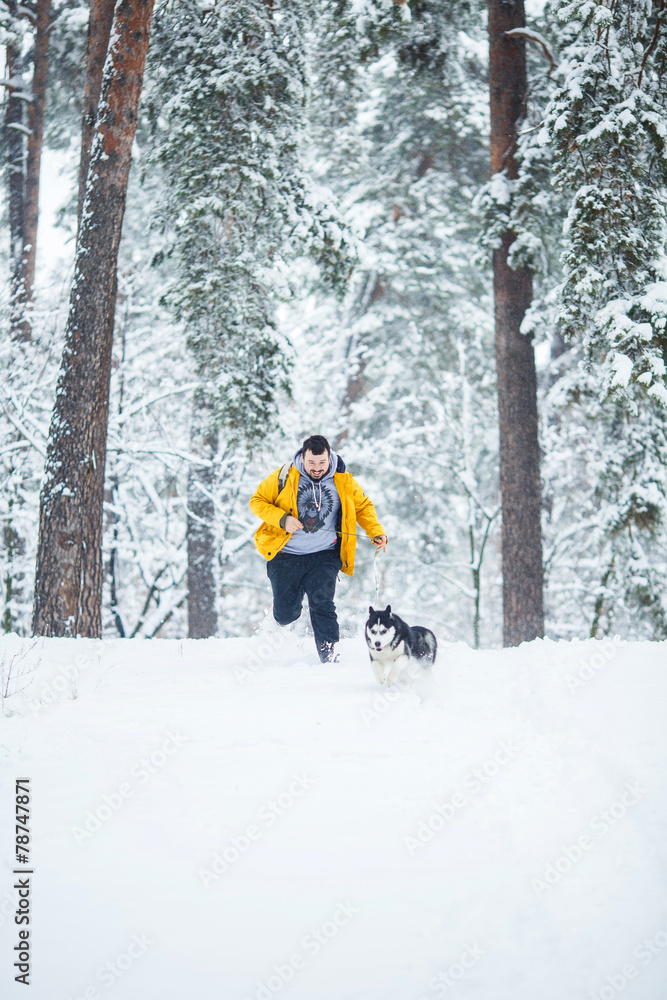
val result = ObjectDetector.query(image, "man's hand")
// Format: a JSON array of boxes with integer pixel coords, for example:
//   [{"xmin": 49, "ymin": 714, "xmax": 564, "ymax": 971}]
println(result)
[
  {"xmin": 373, "ymin": 535, "xmax": 388, "ymax": 552},
  {"xmin": 285, "ymin": 515, "xmax": 304, "ymax": 533}
]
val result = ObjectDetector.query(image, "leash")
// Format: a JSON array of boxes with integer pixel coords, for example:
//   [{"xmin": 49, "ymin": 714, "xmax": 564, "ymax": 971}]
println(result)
[
  {"xmin": 304, "ymin": 527, "xmax": 377, "ymax": 541},
  {"xmin": 307, "ymin": 526, "xmax": 385, "ymax": 603},
  {"xmin": 285, "ymin": 523, "xmax": 385, "ymax": 601},
  {"xmin": 373, "ymin": 546, "xmax": 381, "ymax": 606}
]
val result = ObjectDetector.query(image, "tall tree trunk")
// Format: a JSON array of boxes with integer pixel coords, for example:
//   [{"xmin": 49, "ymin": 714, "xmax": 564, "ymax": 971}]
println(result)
[
  {"xmin": 23, "ymin": 0, "xmax": 52, "ymax": 308},
  {"xmin": 488, "ymin": 0, "xmax": 544, "ymax": 646},
  {"xmin": 5, "ymin": 2, "xmax": 28, "ymax": 341},
  {"xmin": 77, "ymin": 0, "xmax": 116, "ymax": 231},
  {"xmin": 187, "ymin": 396, "xmax": 218, "ymax": 638},
  {"xmin": 32, "ymin": 0, "xmax": 155, "ymax": 638}
]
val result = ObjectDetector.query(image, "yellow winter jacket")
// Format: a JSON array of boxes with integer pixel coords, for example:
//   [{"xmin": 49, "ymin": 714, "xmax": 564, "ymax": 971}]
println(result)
[{"xmin": 249, "ymin": 457, "xmax": 386, "ymax": 576}]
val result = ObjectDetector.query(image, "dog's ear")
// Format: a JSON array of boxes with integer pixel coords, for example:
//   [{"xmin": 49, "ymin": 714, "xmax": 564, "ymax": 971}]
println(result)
[
  {"xmin": 385, "ymin": 604, "xmax": 391, "ymax": 614},
  {"xmin": 368, "ymin": 606, "xmax": 374, "ymax": 615}
]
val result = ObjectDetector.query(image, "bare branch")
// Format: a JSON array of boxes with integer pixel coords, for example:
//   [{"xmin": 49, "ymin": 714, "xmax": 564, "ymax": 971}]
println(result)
[
  {"xmin": 114, "ymin": 382, "xmax": 200, "ymax": 425},
  {"xmin": 505, "ymin": 27, "xmax": 556, "ymax": 72}
]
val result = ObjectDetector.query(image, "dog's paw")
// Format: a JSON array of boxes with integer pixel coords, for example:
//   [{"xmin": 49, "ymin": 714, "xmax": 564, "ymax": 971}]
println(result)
[
  {"xmin": 386, "ymin": 657, "xmax": 407, "ymax": 688},
  {"xmin": 372, "ymin": 663, "xmax": 386, "ymax": 686}
]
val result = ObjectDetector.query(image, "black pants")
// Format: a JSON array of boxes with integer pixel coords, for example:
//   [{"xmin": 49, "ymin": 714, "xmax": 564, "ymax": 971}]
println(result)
[{"xmin": 267, "ymin": 545, "xmax": 342, "ymax": 655}]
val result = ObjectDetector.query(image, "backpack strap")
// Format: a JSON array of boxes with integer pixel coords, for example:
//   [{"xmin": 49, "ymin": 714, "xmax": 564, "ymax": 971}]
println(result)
[{"xmin": 277, "ymin": 461, "xmax": 293, "ymax": 495}]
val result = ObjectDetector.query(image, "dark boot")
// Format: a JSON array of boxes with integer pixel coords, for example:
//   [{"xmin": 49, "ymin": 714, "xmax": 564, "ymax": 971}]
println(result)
[{"xmin": 317, "ymin": 640, "xmax": 339, "ymax": 663}]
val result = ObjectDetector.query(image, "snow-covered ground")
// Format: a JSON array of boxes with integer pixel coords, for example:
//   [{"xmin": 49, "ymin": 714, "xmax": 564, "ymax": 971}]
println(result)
[{"xmin": 1, "ymin": 627, "xmax": 666, "ymax": 1000}]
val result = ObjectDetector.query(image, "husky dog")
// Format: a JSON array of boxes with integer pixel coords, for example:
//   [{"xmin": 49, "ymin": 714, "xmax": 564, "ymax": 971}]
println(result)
[{"xmin": 365, "ymin": 605, "xmax": 437, "ymax": 687}]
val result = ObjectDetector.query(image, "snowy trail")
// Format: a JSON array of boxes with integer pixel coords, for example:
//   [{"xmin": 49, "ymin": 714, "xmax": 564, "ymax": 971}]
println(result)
[{"xmin": 1, "ymin": 631, "xmax": 666, "ymax": 1000}]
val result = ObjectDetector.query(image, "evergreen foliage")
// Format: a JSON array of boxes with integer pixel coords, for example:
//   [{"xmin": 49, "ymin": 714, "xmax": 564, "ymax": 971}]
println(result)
[
  {"xmin": 545, "ymin": 0, "xmax": 667, "ymax": 404},
  {"xmin": 539, "ymin": 0, "xmax": 667, "ymax": 637},
  {"xmin": 147, "ymin": 0, "xmax": 352, "ymax": 446}
]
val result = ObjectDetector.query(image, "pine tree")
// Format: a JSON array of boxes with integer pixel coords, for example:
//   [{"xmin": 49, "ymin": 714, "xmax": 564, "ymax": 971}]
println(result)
[
  {"xmin": 486, "ymin": 0, "xmax": 545, "ymax": 646},
  {"xmin": 33, "ymin": 0, "xmax": 155, "ymax": 637},
  {"xmin": 540, "ymin": 0, "xmax": 667, "ymax": 637},
  {"xmin": 149, "ymin": 0, "xmax": 351, "ymax": 442}
]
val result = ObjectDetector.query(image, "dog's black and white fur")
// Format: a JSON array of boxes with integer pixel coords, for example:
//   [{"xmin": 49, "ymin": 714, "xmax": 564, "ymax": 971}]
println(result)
[{"xmin": 365, "ymin": 605, "xmax": 437, "ymax": 687}]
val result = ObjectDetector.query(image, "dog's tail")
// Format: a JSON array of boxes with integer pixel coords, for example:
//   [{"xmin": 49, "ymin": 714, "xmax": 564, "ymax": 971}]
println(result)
[{"xmin": 413, "ymin": 627, "xmax": 437, "ymax": 666}]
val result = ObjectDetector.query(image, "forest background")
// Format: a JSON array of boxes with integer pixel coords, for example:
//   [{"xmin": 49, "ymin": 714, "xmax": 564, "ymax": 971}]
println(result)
[{"xmin": 2, "ymin": 0, "xmax": 667, "ymax": 649}]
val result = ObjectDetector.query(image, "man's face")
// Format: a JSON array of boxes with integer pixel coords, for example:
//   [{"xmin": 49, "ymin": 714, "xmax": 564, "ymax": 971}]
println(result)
[{"xmin": 303, "ymin": 449, "xmax": 330, "ymax": 479}]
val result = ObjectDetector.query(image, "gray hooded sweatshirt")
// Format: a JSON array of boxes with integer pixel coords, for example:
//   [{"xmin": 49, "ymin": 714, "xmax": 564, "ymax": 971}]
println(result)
[{"xmin": 282, "ymin": 449, "xmax": 342, "ymax": 555}]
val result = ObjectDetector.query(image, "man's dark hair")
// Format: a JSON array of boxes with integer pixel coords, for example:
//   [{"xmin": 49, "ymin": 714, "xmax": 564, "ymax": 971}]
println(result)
[{"xmin": 302, "ymin": 434, "xmax": 330, "ymax": 456}]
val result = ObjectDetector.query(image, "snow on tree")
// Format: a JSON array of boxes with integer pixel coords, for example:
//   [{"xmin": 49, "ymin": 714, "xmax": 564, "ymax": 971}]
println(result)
[
  {"xmin": 148, "ymin": 0, "xmax": 352, "ymax": 442},
  {"xmin": 545, "ymin": 0, "xmax": 667, "ymax": 403},
  {"xmin": 535, "ymin": 0, "xmax": 667, "ymax": 638}
]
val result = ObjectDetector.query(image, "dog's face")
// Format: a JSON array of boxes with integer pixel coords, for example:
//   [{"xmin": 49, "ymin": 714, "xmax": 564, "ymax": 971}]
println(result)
[{"xmin": 365, "ymin": 605, "xmax": 396, "ymax": 651}]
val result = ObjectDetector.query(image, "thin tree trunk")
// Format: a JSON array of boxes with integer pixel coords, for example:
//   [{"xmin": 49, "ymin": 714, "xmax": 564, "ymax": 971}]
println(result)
[
  {"xmin": 590, "ymin": 556, "xmax": 615, "ymax": 638},
  {"xmin": 488, "ymin": 0, "xmax": 544, "ymax": 646},
  {"xmin": 3, "ymin": 489, "xmax": 26, "ymax": 633},
  {"xmin": 187, "ymin": 395, "xmax": 218, "ymax": 638},
  {"xmin": 105, "ymin": 296, "xmax": 129, "ymax": 638},
  {"xmin": 106, "ymin": 474, "xmax": 126, "ymax": 636},
  {"xmin": 23, "ymin": 0, "xmax": 52, "ymax": 308},
  {"xmin": 32, "ymin": 0, "xmax": 155, "ymax": 638},
  {"xmin": 470, "ymin": 522, "xmax": 481, "ymax": 650},
  {"xmin": 77, "ymin": 0, "xmax": 116, "ymax": 231},
  {"xmin": 5, "ymin": 2, "xmax": 28, "ymax": 341}
]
